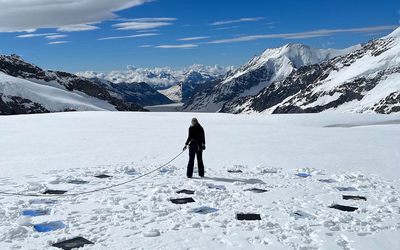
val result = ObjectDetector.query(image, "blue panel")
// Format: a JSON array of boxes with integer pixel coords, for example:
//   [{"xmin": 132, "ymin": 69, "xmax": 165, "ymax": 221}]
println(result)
[
  {"xmin": 31, "ymin": 200, "xmax": 57, "ymax": 205},
  {"xmin": 34, "ymin": 221, "xmax": 67, "ymax": 232},
  {"xmin": 263, "ymin": 170, "xmax": 278, "ymax": 173},
  {"xmin": 298, "ymin": 173, "xmax": 312, "ymax": 178},
  {"xmin": 23, "ymin": 210, "xmax": 50, "ymax": 217},
  {"xmin": 160, "ymin": 170, "xmax": 174, "ymax": 174},
  {"xmin": 125, "ymin": 171, "xmax": 138, "ymax": 175},
  {"xmin": 193, "ymin": 206, "xmax": 219, "ymax": 214},
  {"xmin": 193, "ymin": 170, "xmax": 206, "ymax": 173}
]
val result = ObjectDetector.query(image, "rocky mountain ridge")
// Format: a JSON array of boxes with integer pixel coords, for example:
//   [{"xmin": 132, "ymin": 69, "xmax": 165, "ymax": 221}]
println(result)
[
  {"xmin": 182, "ymin": 43, "xmax": 363, "ymax": 112},
  {"xmin": 221, "ymin": 29, "xmax": 400, "ymax": 114},
  {"xmin": 0, "ymin": 54, "xmax": 147, "ymax": 115}
]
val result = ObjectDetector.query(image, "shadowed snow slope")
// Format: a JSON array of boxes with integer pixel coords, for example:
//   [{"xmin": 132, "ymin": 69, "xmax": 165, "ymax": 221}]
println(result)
[{"xmin": 0, "ymin": 112, "xmax": 399, "ymax": 249}]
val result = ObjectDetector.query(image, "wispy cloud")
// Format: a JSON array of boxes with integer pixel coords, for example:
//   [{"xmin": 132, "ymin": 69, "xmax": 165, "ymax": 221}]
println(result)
[
  {"xmin": 207, "ymin": 25, "xmax": 400, "ymax": 44},
  {"xmin": 156, "ymin": 44, "xmax": 198, "ymax": 49},
  {"xmin": 57, "ymin": 24, "xmax": 99, "ymax": 32},
  {"xmin": 48, "ymin": 41, "xmax": 69, "ymax": 45},
  {"xmin": 18, "ymin": 33, "xmax": 57, "ymax": 38},
  {"xmin": 117, "ymin": 18, "xmax": 177, "ymax": 22},
  {"xmin": 210, "ymin": 17, "xmax": 264, "ymax": 26},
  {"xmin": 98, "ymin": 33, "xmax": 158, "ymax": 41},
  {"xmin": 213, "ymin": 26, "xmax": 239, "ymax": 31},
  {"xmin": 178, "ymin": 36, "xmax": 210, "ymax": 41},
  {"xmin": 137, "ymin": 29, "xmax": 159, "ymax": 33},
  {"xmin": 113, "ymin": 22, "xmax": 172, "ymax": 30},
  {"xmin": 0, "ymin": 0, "xmax": 154, "ymax": 33},
  {"xmin": 139, "ymin": 45, "xmax": 152, "ymax": 47},
  {"xmin": 46, "ymin": 34, "xmax": 68, "ymax": 40}
]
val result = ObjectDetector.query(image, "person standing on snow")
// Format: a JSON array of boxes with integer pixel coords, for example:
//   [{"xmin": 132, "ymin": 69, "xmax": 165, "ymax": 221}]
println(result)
[{"xmin": 184, "ymin": 118, "xmax": 206, "ymax": 178}]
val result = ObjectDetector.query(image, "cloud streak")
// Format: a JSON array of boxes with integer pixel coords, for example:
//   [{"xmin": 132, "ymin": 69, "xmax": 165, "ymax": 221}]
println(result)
[
  {"xmin": 178, "ymin": 36, "xmax": 210, "ymax": 41},
  {"xmin": 17, "ymin": 33, "xmax": 57, "ymax": 38},
  {"xmin": 0, "ymin": 0, "xmax": 155, "ymax": 32},
  {"xmin": 210, "ymin": 17, "xmax": 264, "ymax": 26},
  {"xmin": 98, "ymin": 33, "xmax": 158, "ymax": 41},
  {"xmin": 207, "ymin": 25, "xmax": 400, "ymax": 44},
  {"xmin": 57, "ymin": 24, "xmax": 99, "ymax": 32},
  {"xmin": 117, "ymin": 18, "xmax": 177, "ymax": 22},
  {"xmin": 113, "ymin": 21, "xmax": 172, "ymax": 30},
  {"xmin": 46, "ymin": 35, "xmax": 68, "ymax": 40},
  {"xmin": 156, "ymin": 44, "xmax": 198, "ymax": 49},
  {"xmin": 48, "ymin": 41, "xmax": 69, "ymax": 45}
]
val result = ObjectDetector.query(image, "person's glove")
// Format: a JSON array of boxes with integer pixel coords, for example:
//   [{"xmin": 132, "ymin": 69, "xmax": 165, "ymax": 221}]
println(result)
[
  {"xmin": 183, "ymin": 145, "xmax": 188, "ymax": 151},
  {"xmin": 202, "ymin": 145, "xmax": 206, "ymax": 150}
]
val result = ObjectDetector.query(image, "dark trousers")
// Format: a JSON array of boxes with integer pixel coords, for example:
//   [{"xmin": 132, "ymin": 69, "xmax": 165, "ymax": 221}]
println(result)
[{"xmin": 187, "ymin": 146, "xmax": 204, "ymax": 178}]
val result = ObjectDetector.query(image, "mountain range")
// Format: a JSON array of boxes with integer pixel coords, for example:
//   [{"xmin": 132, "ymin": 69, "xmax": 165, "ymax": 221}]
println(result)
[
  {"xmin": 0, "ymin": 54, "xmax": 147, "ymax": 115},
  {"xmin": 181, "ymin": 43, "xmax": 364, "ymax": 112},
  {"xmin": 2, "ymin": 27, "xmax": 399, "ymax": 115},
  {"xmin": 220, "ymin": 27, "xmax": 400, "ymax": 114}
]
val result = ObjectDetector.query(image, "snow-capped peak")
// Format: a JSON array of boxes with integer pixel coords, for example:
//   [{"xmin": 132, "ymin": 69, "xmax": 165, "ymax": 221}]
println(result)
[
  {"xmin": 76, "ymin": 64, "xmax": 235, "ymax": 89},
  {"xmin": 10, "ymin": 54, "xmax": 23, "ymax": 61},
  {"xmin": 382, "ymin": 26, "xmax": 400, "ymax": 39}
]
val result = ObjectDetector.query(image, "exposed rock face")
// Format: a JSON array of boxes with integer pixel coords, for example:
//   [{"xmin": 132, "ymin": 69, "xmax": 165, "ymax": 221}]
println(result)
[
  {"xmin": 90, "ymin": 78, "xmax": 173, "ymax": 107},
  {"xmin": 182, "ymin": 43, "xmax": 362, "ymax": 112},
  {"xmin": 0, "ymin": 54, "xmax": 147, "ymax": 115},
  {"xmin": 0, "ymin": 93, "xmax": 49, "ymax": 115},
  {"xmin": 221, "ymin": 35, "xmax": 400, "ymax": 115}
]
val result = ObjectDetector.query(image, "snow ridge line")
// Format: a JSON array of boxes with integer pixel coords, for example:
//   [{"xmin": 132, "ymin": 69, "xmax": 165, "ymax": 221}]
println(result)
[{"xmin": 0, "ymin": 148, "xmax": 187, "ymax": 197}]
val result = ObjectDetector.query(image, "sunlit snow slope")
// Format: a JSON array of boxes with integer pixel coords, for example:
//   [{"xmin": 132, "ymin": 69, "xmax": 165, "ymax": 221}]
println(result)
[{"xmin": 0, "ymin": 112, "xmax": 399, "ymax": 250}]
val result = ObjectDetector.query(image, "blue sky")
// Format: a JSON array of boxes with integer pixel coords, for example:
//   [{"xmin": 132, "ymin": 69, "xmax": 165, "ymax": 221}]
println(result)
[{"xmin": 0, "ymin": 0, "xmax": 399, "ymax": 72}]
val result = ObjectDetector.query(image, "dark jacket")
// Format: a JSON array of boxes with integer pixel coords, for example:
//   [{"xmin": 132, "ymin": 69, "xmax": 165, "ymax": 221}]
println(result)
[{"xmin": 185, "ymin": 123, "xmax": 205, "ymax": 150}]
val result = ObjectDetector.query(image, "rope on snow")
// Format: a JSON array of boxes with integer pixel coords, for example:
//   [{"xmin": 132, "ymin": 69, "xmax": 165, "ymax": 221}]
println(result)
[{"xmin": 0, "ymin": 148, "xmax": 187, "ymax": 197}]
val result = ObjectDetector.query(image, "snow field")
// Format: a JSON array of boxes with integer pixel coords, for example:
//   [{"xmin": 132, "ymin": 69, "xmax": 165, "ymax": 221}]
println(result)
[{"xmin": 0, "ymin": 112, "xmax": 399, "ymax": 249}]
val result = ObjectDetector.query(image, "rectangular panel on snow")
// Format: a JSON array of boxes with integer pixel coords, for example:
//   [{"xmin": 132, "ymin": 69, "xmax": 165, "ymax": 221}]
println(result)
[
  {"xmin": 94, "ymin": 174, "xmax": 112, "ymax": 179},
  {"xmin": 23, "ymin": 209, "xmax": 51, "ymax": 217},
  {"xmin": 342, "ymin": 195, "xmax": 367, "ymax": 201},
  {"xmin": 244, "ymin": 188, "xmax": 268, "ymax": 193},
  {"xmin": 125, "ymin": 171, "xmax": 138, "ymax": 175},
  {"xmin": 52, "ymin": 237, "xmax": 94, "ymax": 250},
  {"xmin": 297, "ymin": 173, "xmax": 312, "ymax": 178},
  {"xmin": 236, "ymin": 214, "xmax": 261, "ymax": 221},
  {"xmin": 43, "ymin": 190, "xmax": 67, "ymax": 195},
  {"xmin": 34, "ymin": 221, "xmax": 67, "ymax": 232},
  {"xmin": 67, "ymin": 180, "xmax": 89, "ymax": 184},
  {"xmin": 319, "ymin": 179, "xmax": 337, "ymax": 183},
  {"xmin": 170, "ymin": 198, "xmax": 195, "ymax": 204},
  {"xmin": 228, "ymin": 170, "xmax": 243, "ymax": 173},
  {"xmin": 31, "ymin": 200, "xmax": 57, "ymax": 204},
  {"xmin": 336, "ymin": 187, "xmax": 358, "ymax": 192},
  {"xmin": 176, "ymin": 189, "xmax": 195, "ymax": 195},
  {"xmin": 263, "ymin": 170, "xmax": 278, "ymax": 173},
  {"xmin": 329, "ymin": 204, "xmax": 358, "ymax": 212},
  {"xmin": 193, "ymin": 206, "xmax": 219, "ymax": 214}
]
